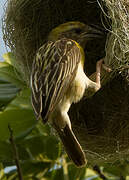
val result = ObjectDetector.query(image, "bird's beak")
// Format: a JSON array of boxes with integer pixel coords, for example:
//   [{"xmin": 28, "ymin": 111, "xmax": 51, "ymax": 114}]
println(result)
[{"xmin": 82, "ymin": 24, "xmax": 106, "ymax": 39}]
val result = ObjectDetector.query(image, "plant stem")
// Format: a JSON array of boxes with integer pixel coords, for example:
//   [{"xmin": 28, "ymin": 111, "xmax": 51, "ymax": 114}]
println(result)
[
  {"xmin": 62, "ymin": 156, "xmax": 69, "ymax": 180},
  {"xmin": 93, "ymin": 165, "xmax": 107, "ymax": 180},
  {"xmin": 8, "ymin": 124, "xmax": 23, "ymax": 180}
]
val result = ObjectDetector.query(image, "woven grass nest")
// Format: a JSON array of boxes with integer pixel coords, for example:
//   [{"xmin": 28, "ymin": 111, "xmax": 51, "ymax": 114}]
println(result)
[{"xmin": 2, "ymin": 0, "xmax": 129, "ymax": 164}]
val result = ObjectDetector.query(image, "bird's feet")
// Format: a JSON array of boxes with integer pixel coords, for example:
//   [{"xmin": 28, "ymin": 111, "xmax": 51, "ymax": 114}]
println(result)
[
  {"xmin": 95, "ymin": 59, "xmax": 103, "ymax": 91},
  {"xmin": 84, "ymin": 58, "xmax": 112, "ymax": 98},
  {"xmin": 95, "ymin": 58, "xmax": 112, "ymax": 91}
]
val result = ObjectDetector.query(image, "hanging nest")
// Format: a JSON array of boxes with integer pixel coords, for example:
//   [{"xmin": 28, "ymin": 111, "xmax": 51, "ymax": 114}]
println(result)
[{"xmin": 2, "ymin": 0, "xmax": 129, "ymax": 164}]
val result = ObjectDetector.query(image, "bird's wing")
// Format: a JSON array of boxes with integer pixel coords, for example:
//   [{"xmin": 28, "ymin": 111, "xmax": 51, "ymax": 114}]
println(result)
[{"xmin": 31, "ymin": 39, "xmax": 81, "ymax": 122}]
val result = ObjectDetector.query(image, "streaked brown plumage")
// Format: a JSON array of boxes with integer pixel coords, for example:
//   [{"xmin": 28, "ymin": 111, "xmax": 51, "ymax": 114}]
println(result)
[{"xmin": 31, "ymin": 39, "xmax": 80, "ymax": 122}]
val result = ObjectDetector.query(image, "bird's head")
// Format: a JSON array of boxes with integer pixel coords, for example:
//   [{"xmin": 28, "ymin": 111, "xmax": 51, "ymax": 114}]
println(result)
[{"xmin": 48, "ymin": 21, "xmax": 104, "ymax": 48}]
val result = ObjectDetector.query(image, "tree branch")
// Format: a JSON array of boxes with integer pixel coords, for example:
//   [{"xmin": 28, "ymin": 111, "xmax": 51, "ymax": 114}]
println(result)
[
  {"xmin": 8, "ymin": 124, "xmax": 23, "ymax": 180},
  {"xmin": 93, "ymin": 165, "xmax": 107, "ymax": 180}
]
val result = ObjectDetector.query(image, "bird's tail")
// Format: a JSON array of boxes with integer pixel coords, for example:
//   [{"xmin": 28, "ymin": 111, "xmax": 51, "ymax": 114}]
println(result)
[{"xmin": 54, "ymin": 123, "xmax": 87, "ymax": 167}]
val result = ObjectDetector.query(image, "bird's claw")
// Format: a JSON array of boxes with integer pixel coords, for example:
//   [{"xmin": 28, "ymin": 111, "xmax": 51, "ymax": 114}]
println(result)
[
  {"xmin": 98, "ymin": 58, "xmax": 112, "ymax": 73},
  {"xmin": 95, "ymin": 58, "xmax": 112, "ymax": 92},
  {"xmin": 102, "ymin": 63, "xmax": 112, "ymax": 73}
]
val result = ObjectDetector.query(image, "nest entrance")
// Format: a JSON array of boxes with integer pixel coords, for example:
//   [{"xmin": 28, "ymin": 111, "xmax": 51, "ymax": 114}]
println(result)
[
  {"xmin": 3, "ymin": 0, "xmax": 108, "ymax": 81},
  {"xmin": 3, "ymin": 0, "xmax": 129, "ymax": 164}
]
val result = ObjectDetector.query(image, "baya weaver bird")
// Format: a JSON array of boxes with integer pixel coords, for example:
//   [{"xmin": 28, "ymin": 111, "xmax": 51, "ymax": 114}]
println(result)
[{"xmin": 30, "ymin": 21, "xmax": 104, "ymax": 167}]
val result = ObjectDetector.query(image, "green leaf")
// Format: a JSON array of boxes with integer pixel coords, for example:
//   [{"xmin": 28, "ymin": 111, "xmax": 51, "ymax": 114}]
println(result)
[
  {"xmin": 45, "ymin": 167, "xmax": 64, "ymax": 180},
  {"xmin": 6, "ymin": 171, "xmax": 17, "ymax": 180},
  {"xmin": 103, "ymin": 161, "xmax": 129, "ymax": 178},
  {"xmin": 2, "ymin": 53, "xmax": 16, "ymax": 66},
  {"xmin": 2, "ymin": 52, "xmax": 28, "ymax": 87},
  {"xmin": 21, "ymin": 161, "xmax": 52, "ymax": 179},
  {"xmin": 0, "ymin": 140, "xmax": 29, "ymax": 166},
  {"xmin": 0, "ymin": 163, "xmax": 7, "ymax": 180},
  {"xmin": 6, "ymin": 88, "xmax": 32, "ymax": 110},
  {"xmin": 68, "ymin": 164, "xmax": 86, "ymax": 180},
  {"xmin": 0, "ymin": 64, "xmax": 26, "ymax": 88},
  {"xmin": 0, "ymin": 79, "xmax": 20, "ymax": 110},
  {"xmin": 44, "ymin": 136, "xmax": 60, "ymax": 160},
  {"xmin": 0, "ymin": 108, "xmax": 36, "ymax": 141},
  {"xmin": 20, "ymin": 132, "xmax": 60, "ymax": 161},
  {"xmin": 0, "ymin": 141, "xmax": 13, "ymax": 164}
]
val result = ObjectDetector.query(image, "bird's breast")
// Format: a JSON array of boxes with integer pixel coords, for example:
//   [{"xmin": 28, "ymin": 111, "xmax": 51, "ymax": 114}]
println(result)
[{"xmin": 66, "ymin": 62, "xmax": 87, "ymax": 103}]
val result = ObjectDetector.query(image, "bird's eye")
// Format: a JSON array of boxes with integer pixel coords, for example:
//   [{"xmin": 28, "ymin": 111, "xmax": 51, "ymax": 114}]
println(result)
[{"xmin": 72, "ymin": 28, "xmax": 82, "ymax": 34}]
